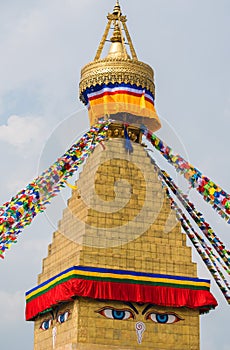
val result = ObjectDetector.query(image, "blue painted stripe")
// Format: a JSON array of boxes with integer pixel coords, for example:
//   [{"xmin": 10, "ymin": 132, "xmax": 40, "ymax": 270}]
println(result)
[
  {"xmin": 26, "ymin": 265, "xmax": 210, "ymax": 296},
  {"xmin": 25, "ymin": 266, "xmax": 76, "ymax": 296},
  {"xmin": 81, "ymin": 83, "xmax": 155, "ymax": 105}
]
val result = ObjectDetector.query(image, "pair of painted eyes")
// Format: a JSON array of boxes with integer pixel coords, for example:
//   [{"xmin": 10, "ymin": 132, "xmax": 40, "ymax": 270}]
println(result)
[
  {"xmin": 40, "ymin": 311, "xmax": 70, "ymax": 330},
  {"xmin": 98, "ymin": 308, "xmax": 181, "ymax": 324}
]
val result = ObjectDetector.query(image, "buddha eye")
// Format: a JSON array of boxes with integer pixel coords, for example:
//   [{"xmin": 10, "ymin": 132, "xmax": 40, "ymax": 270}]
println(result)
[
  {"xmin": 57, "ymin": 310, "xmax": 70, "ymax": 324},
  {"xmin": 96, "ymin": 307, "xmax": 134, "ymax": 320},
  {"xmin": 40, "ymin": 318, "xmax": 52, "ymax": 330},
  {"xmin": 146, "ymin": 312, "xmax": 182, "ymax": 324}
]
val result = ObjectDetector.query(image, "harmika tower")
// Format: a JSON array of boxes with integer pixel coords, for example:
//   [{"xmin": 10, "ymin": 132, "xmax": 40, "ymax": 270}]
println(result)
[{"xmin": 25, "ymin": 2, "xmax": 217, "ymax": 349}]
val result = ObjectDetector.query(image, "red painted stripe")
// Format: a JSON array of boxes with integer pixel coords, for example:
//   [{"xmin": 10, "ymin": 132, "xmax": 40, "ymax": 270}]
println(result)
[
  {"xmin": 145, "ymin": 96, "xmax": 154, "ymax": 104},
  {"xmin": 26, "ymin": 279, "xmax": 217, "ymax": 320}
]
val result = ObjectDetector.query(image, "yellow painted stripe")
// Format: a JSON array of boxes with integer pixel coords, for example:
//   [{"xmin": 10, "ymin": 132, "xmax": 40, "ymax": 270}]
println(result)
[
  {"xmin": 26, "ymin": 270, "xmax": 75, "ymax": 300},
  {"xmin": 90, "ymin": 95, "xmax": 154, "ymax": 110},
  {"xmin": 26, "ymin": 270, "xmax": 210, "ymax": 300}
]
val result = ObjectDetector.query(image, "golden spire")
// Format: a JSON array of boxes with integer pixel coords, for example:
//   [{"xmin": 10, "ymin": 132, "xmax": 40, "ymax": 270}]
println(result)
[
  {"xmin": 113, "ymin": 0, "xmax": 121, "ymax": 17},
  {"xmin": 110, "ymin": 22, "xmax": 122, "ymax": 43},
  {"xmin": 106, "ymin": 1, "xmax": 129, "ymax": 59},
  {"xmin": 79, "ymin": 1, "xmax": 161, "ymax": 132},
  {"xmin": 93, "ymin": 0, "xmax": 136, "ymax": 60},
  {"xmin": 107, "ymin": 19, "xmax": 127, "ymax": 58}
]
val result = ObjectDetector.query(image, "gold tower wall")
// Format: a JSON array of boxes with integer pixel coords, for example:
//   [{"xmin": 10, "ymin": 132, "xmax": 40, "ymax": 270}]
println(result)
[{"xmin": 34, "ymin": 138, "xmax": 200, "ymax": 350}]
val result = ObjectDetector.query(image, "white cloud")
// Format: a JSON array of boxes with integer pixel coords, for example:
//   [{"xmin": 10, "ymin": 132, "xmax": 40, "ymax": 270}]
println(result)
[{"xmin": 0, "ymin": 115, "xmax": 46, "ymax": 147}]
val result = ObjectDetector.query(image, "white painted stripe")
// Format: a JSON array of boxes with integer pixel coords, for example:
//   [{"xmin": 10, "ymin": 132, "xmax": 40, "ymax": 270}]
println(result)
[{"xmin": 87, "ymin": 87, "xmax": 154, "ymax": 103}]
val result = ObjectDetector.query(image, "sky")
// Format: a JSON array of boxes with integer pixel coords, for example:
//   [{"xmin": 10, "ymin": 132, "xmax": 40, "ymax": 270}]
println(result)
[{"xmin": 0, "ymin": 0, "xmax": 229, "ymax": 349}]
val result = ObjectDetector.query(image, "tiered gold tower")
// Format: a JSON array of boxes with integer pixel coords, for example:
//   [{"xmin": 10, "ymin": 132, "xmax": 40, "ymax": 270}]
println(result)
[
  {"xmin": 33, "ymin": 139, "xmax": 201, "ymax": 350},
  {"xmin": 29, "ymin": 2, "xmax": 216, "ymax": 349}
]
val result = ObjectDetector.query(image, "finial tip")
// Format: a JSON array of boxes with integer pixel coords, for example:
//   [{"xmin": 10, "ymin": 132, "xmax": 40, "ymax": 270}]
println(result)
[{"xmin": 113, "ymin": 0, "xmax": 121, "ymax": 16}]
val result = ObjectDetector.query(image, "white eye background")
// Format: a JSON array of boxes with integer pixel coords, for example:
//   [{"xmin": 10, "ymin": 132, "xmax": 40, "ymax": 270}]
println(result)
[
  {"xmin": 57, "ymin": 311, "xmax": 70, "ymax": 324},
  {"xmin": 147, "ymin": 313, "xmax": 180, "ymax": 324},
  {"xmin": 40, "ymin": 319, "xmax": 52, "ymax": 330},
  {"xmin": 98, "ymin": 308, "xmax": 134, "ymax": 320}
]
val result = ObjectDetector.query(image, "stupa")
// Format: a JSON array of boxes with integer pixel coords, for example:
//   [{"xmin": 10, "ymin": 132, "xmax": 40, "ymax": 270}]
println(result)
[{"xmin": 25, "ymin": 2, "xmax": 217, "ymax": 349}]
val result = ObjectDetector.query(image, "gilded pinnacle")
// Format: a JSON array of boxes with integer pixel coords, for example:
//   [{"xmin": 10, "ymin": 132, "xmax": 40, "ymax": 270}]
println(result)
[
  {"xmin": 79, "ymin": 1, "xmax": 162, "ymax": 133},
  {"xmin": 113, "ymin": 0, "xmax": 121, "ymax": 17},
  {"xmin": 110, "ymin": 22, "xmax": 122, "ymax": 43}
]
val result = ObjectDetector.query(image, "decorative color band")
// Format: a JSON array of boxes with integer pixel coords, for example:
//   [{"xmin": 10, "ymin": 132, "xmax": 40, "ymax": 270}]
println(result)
[
  {"xmin": 25, "ymin": 266, "xmax": 217, "ymax": 320},
  {"xmin": 80, "ymin": 82, "xmax": 161, "ymax": 131},
  {"xmin": 82, "ymin": 83, "xmax": 155, "ymax": 106}
]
